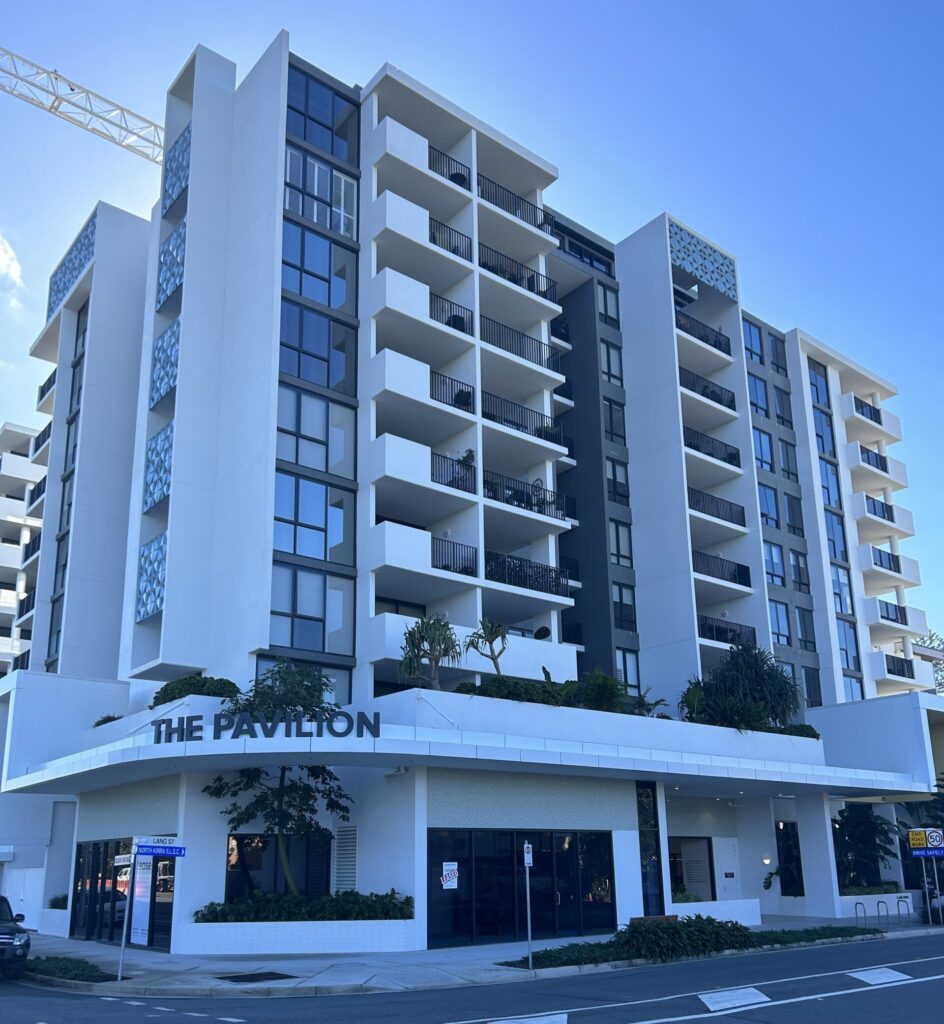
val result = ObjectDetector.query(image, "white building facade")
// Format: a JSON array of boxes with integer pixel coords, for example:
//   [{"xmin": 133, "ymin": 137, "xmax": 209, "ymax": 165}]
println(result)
[{"xmin": 1, "ymin": 33, "xmax": 942, "ymax": 954}]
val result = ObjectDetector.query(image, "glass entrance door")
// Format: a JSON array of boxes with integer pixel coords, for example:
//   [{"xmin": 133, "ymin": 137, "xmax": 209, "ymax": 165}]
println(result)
[
  {"xmin": 516, "ymin": 832, "xmax": 555, "ymax": 938},
  {"xmin": 553, "ymin": 833, "xmax": 580, "ymax": 935},
  {"xmin": 151, "ymin": 857, "xmax": 175, "ymax": 950}
]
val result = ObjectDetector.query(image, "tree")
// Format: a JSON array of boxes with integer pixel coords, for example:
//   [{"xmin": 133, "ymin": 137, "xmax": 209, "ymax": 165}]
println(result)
[
  {"xmin": 917, "ymin": 630, "xmax": 944, "ymax": 693},
  {"xmin": 202, "ymin": 661, "xmax": 352, "ymax": 897},
  {"xmin": 463, "ymin": 617, "xmax": 508, "ymax": 677},
  {"xmin": 399, "ymin": 614, "xmax": 461, "ymax": 690},
  {"xmin": 832, "ymin": 804, "xmax": 899, "ymax": 891},
  {"xmin": 907, "ymin": 772, "xmax": 944, "ymax": 829}
]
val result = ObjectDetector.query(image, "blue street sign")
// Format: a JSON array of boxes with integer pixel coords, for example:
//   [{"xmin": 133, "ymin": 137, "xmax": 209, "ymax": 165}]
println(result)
[
  {"xmin": 911, "ymin": 848, "xmax": 944, "ymax": 858},
  {"xmin": 135, "ymin": 844, "xmax": 186, "ymax": 857}
]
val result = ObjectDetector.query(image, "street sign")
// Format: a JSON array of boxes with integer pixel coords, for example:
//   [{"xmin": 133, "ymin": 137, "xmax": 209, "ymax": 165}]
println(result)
[
  {"xmin": 928, "ymin": 829, "xmax": 944, "ymax": 849},
  {"xmin": 908, "ymin": 829, "xmax": 928, "ymax": 849},
  {"xmin": 523, "ymin": 842, "xmax": 533, "ymax": 868},
  {"xmin": 114, "ymin": 854, "xmax": 133, "ymax": 866},
  {"xmin": 135, "ymin": 844, "xmax": 186, "ymax": 857},
  {"xmin": 911, "ymin": 848, "xmax": 944, "ymax": 858}
]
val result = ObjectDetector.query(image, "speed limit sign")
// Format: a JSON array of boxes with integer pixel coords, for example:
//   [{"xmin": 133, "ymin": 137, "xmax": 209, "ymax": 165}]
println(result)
[{"xmin": 929, "ymin": 829, "xmax": 944, "ymax": 849}]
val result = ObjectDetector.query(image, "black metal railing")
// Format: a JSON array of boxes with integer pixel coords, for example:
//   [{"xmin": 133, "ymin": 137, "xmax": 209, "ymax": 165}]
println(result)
[
  {"xmin": 11, "ymin": 649, "xmax": 30, "ymax": 671},
  {"xmin": 872, "ymin": 546, "xmax": 902, "ymax": 574},
  {"xmin": 430, "ymin": 371, "xmax": 476, "ymax": 413},
  {"xmin": 482, "ymin": 391, "xmax": 562, "ymax": 444},
  {"xmin": 698, "ymin": 614, "xmax": 756, "ymax": 647},
  {"xmin": 27, "ymin": 476, "xmax": 47, "ymax": 508},
  {"xmin": 683, "ymin": 426, "xmax": 741, "ymax": 467},
  {"xmin": 860, "ymin": 445, "xmax": 889, "ymax": 473},
  {"xmin": 561, "ymin": 620, "xmax": 584, "ymax": 646},
  {"xmin": 31, "ymin": 422, "xmax": 52, "ymax": 456},
  {"xmin": 687, "ymin": 487, "xmax": 746, "ymax": 527},
  {"xmin": 22, "ymin": 532, "xmax": 41, "ymax": 562},
  {"xmin": 692, "ymin": 549, "xmax": 751, "ymax": 587},
  {"xmin": 485, "ymin": 550, "xmax": 569, "ymax": 596},
  {"xmin": 556, "ymin": 379, "xmax": 573, "ymax": 400},
  {"xmin": 559, "ymin": 555, "xmax": 580, "ymax": 582},
  {"xmin": 879, "ymin": 600, "xmax": 908, "ymax": 625},
  {"xmin": 550, "ymin": 315, "xmax": 570, "ymax": 342},
  {"xmin": 37, "ymin": 368, "xmax": 57, "ymax": 404},
  {"xmin": 476, "ymin": 173, "xmax": 554, "ymax": 233},
  {"xmin": 431, "ymin": 453, "xmax": 476, "ymax": 494},
  {"xmin": 480, "ymin": 316, "xmax": 561, "ymax": 371},
  {"xmin": 679, "ymin": 366, "xmax": 736, "ymax": 411},
  {"xmin": 479, "ymin": 243, "xmax": 557, "ymax": 302},
  {"xmin": 854, "ymin": 396, "xmax": 883, "ymax": 424},
  {"xmin": 865, "ymin": 495, "xmax": 895, "ymax": 521},
  {"xmin": 430, "ymin": 293, "xmax": 474, "ymax": 335},
  {"xmin": 675, "ymin": 309, "xmax": 731, "ymax": 355},
  {"xmin": 886, "ymin": 654, "xmax": 915, "ymax": 679},
  {"xmin": 431, "ymin": 536, "xmax": 477, "ymax": 576},
  {"xmin": 17, "ymin": 590, "xmax": 36, "ymax": 619},
  {"xmin": 428, "ymin": 145, "xmax": 471, "ymax": 190},
  {"xmin": 483, "ymin": 469, "xmax": 574, "ymax": 520},
  {"xmin": 429, "ymin": 218, "xmax": 472, "ymax": 261}
]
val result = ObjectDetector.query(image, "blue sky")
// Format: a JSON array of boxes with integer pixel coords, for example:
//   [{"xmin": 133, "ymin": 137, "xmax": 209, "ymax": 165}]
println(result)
[{"xmin": 1, "ymin": 1, "xmax": 941, "ymax": 626}]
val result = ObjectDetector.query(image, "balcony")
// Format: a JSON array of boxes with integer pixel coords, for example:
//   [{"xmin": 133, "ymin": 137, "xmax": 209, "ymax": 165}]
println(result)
[
  {"xmin": 847, "ymin": 442, "xmax": 907, "ymax": 492},
  {"xmin": 36, "ymin": 367, "xmax": 56, "ymax": 414},
  {"xmin": 840, "ymin": 392, "xmax": 902, "ymax": 445},
  {"xmin": 478, "ymin": 244, "xmax": 558, "ymax": 322},
  {"xmin": 870, "ymin": 649, "xmax": 935, "ymax": 693},
  {"xmin": 16, "ymin": 589, "xmax": 35, "ymax": 620},
  {"xmin": 430, "ymin": 292, "xmax": 474, "ymax": 336},
  {"xmin": 485, "ymin": 550, "xmax": 569, "ymax": 597},
  {"xmin": 31, "ymin": 422, "xmax": 52, "ymax": 464},
  {"xmin": 11, "ymin": 649, "xmax": 29, "ymax": 671},
  {"xmin": 698, "ymin": 614, "xmax": 756, "ymax": 648},
  {"xmin": 432, "ymin": 536, "xmax": 478, "ymax": 576},
  {"xmin": 864, "ymin": 597, "xmax": 927, "ymax": 642},
  {"xmin": 21, "ymin": 531, "xmax": 41, "ymax": 567},
  {"xmin": 429, "ymin": 217, "xmax": 472, "ymax": 262},
  {"xmin": 477, "ymin": 174, "xmax": 554, "ymax": 234},
  {"xmin": 0, "ymin": 587, "xmax": 15, "ymax": 618},
  {"xmin": 482, "ymin": 391, "xmax": 562, "ymax": 446},
  {"xmin": 851, "ymin": 491, "xmax": 914, "ymax": 542},
  {"xmin": 687, "ymin": 487, "xmax": 748, "ymax": 547},
  {"xmin": 483, "ymin": 469, "xmax": 575, "ymax": 521},
  {"xmin": 550, "ymin": 315, "xmax": 571, "ymax": 344},
  {"xmin": 430, "ymin": 370, "xmax": 476, "ymax": 413},
  {"xmin": 683, "ymin": 426, "xmax": 741, "ymax": 488},
  {"xmin": 428, "ymin": 145, "xmax": 471, "ymax": 190},
  {"xmin": 26, "ymin": 475, "xmax": 46, "ymax": 514},
  {"xmin": 431, "ymin": 452, "xmax": 476, "ymax": 494},
  {"xmin": 480, "ymin": 316, "xmax": 560, "ymax": 373},
  {"xmin": 857, "ymin": 543, "xmax": 921, "ymax": 595},
  {"xmin": 675, "ymin": 309, "xmax": 732, "ymax": 374},
  {"xmin": 679, "ymin": 366, "xmax": 737, "ymax": 431},
  {"xmin": 367, "ymin": 522, "xmax": 479, "ymax": 607},
  {"xmin": 691, "ymin": 550, "xmax": 751, "ymax": 603}
]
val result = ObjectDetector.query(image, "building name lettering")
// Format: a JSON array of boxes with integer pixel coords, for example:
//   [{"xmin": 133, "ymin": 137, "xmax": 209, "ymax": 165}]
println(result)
[{"xmin": 151, "ymin": 710, "xmax": 381, "ymax": 745}]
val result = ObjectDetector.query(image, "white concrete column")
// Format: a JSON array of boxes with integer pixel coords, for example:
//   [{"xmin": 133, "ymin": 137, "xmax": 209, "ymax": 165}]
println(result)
[
  {"xmin": 735, "ymin": 799, "xmax": 779, "ymax": 915},
  {"xmin": 794, "ymin": 793, "xmax": 842, "ymax": 917},
  {"xmin": 413, "ymin": 766, "xmax": 429, "ymax": 949},
  {"xmin": 874, "ymin": 803, "xmax": 906, "ymax": 890}
]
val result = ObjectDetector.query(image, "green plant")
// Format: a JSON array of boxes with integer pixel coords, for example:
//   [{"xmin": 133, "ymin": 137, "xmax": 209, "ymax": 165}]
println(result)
[
  {"xmin": 565, "ymin": 668, "xmax": 630, "ymax": 713},
  {"xmin": 458, "ymin": 448, "xmax": 475, "ymax": 465},
  {"xmin": 92, "ymin": 713, "xmax": 123, "ymax": 727},
  {"xmin": 833, "ymin": 804, "xmax": 899, "ymax": 891},
  {"xmin": 399, "ymin": 614, "xmax": 461, "ymax": 690},
  {"xmin": 625, "ymin": 688, "xmax": 670, "ymax": 718},
  {"xmin": 455, "ymin": 675, "xmax": 565, "ymax": 706},
  {"xmin": 840, "ymin": 883, "xmax": 901, "ymax": 896},
  {"xmin": 150, "ymin": 674, "xmax": 239, "ymax": 709},
  {"xmin": 203, "ymin": 661, "xmax": 351, "ymax": 897},
  {"xmin": 463, "ymin": 618, "xmax": 509, "ymax": 677},
  {"xmin": 671, "ymin": 888, "xmax": 702, "ymax": 904},
  {"xmin": 453, "ymin": 389, "xmax": 473, "ymax": 410},
  {"xmin": 46, "ymin": 893, "xmax": 68, "ymax": 910},
  {"xmin": 27, "ymin": 956, "xmax": 112, "ymax": 981},
  {"xmin": 194, "ymin": 889, "xmax": 414, "ymax": 923},
  {"xmin": 773, "ymin": 722, "xmax": 821, "ymax": 739},
  {"xmin": 535, "ymin": 423, "xmax": 560, "ymax": 442}
]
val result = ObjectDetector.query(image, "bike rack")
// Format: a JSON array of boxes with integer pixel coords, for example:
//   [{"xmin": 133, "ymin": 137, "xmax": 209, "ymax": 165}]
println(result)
[
  {"xmin": 896, "ymin": 896, "xmax": 910, "ymax": 928},
  {"xmin": 854, "ymin": 901, "xmax": 868, "ymax": 929},
  {"xmin": 876, "ymin": 900, "xmax": 890, "ymax": 929}
]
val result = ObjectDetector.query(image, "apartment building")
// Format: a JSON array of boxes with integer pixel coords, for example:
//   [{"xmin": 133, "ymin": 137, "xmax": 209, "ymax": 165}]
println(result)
[{"xmin": 1, "ymin": 32, "xmax": 941, "ymax": 954}]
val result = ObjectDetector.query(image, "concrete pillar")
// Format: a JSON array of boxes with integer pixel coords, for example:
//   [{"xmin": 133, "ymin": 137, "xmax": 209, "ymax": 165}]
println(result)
[
  {"xmin": 794, "ymin": 793, "xmax": 842, "ymax": 917},
  {"xmin": 735, "ymin": 798, "xmax": 779, "ymax": 915},
  {"xmin": 874, "ymin": 803, "xmax": 906, "ymax": 889}
]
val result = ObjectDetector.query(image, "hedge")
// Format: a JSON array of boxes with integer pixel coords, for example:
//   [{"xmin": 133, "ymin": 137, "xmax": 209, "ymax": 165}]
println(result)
[
  {"xmin": 27, "ymin": 956, "xmax": 112, "ymax": 981},
  {"xmin": 150, "ymin": 675, "xmax": 239, "ymax": 709},
  {"xmin": 194, "ymin": 888, "xmax": 414, "ymax": 922}
]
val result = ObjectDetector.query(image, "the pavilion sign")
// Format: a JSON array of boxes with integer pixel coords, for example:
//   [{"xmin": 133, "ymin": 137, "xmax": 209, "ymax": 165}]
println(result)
[{"xmin": 150, "ymin": 709, "xmax": 381, "ymax": 745}]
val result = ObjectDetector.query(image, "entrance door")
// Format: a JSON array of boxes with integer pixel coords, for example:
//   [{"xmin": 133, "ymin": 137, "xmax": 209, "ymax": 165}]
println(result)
[
  {"xmin": 150, "ymin": 857, "xmax": 175, "ymax": 951},
  {"xmin": 516, "ymin": 832, "xmax": 555, "ymax": 938},
  {"xmin": 553, "ymin": 833, "xmax": 580, "ymax": 935}
]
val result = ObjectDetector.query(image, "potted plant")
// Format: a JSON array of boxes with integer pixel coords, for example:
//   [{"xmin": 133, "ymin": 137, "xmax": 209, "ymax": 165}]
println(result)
[{"xmin": 453, "ymin": 389, "xmax": 473, "ymax": 411}]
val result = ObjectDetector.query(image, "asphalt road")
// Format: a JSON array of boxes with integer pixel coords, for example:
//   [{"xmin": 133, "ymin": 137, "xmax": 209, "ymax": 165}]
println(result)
[{"xmin": 3, "ymin": 933, "xmax": 944, "ymax": 1024}]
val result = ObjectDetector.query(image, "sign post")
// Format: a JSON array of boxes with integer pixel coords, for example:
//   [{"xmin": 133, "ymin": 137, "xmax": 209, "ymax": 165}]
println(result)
[
  {"xmin": 523, "ymin": 841, "xmax": 533, "ymax": 971},
  {"xmin": 116, "ymin": 851, "xmax": 135, "ymax": 983},
  {"xmin": 908, "ymin": 828, "xmax": 944, "ymax": 927}
]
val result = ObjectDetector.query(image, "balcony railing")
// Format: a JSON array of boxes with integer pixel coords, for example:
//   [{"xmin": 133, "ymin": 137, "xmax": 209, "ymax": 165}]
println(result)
[
  {"xmin": 683, "ymin": 426, "xmax": 741, "ymax": 467},
  {"xmin": 558, "ymin": 555, "xmax": 580, "ymax": 582},
  {"xmin": 485, "ymin": 550, "xmax": 569, "ymax": 596},
  {"xmin": 37, "ymin": 368, "xmax": 57, "ymax": 404},
  {"xmin": 27, "ymin": 475, "xmax": 47, "ymax": 509},
  {"xmin": 865, "ymin": 495, "xmax": 895, "ymax": 521},
  {"xmin": 476, "ymin": 174, "xmax": 554, "ymax": 234},
  {"xmin": 431, "ymin": 452, "xmax": 476, "ymax": 494},
  {"xmin": 483, "ymin": 469, "xmax": 574, "ymax": 520},
  {"xmin": 429, "ymin": 218, "xmax": 472, "ymax": 261},
  {"xmin": 879, "ymin": 600, "xmax": 908, "ymax": 625},
  {"xmin": 687, "ymin": 487, "xmax": 746, "ymax": 527},
  {"xmin": 431, "ymin": 536, "xmax": 477, "ymax": 576},
  {"xmin": 692, "ymin": 549, "xmax": 751, "ymax": 587},
  {"xmin": 482, "ymin": 391, "xmax": 562, "ymax": 445},
  {"xmin": 675, "ymin": 309, "xmax": 731, "ymax": 356},
  {"xmin": 679, "ymin": 367, "xmax": 736, "ymax": 411},
  {"xmin": 11, "ymin": 649, "xmax": 30, "ymax": 671},
  {"xmin": 854, "ymin": 396, "xmax": 883, "ymax": 424},
  {"xmin": 428, "ymin": 146, "xmax": 471, "ymax": 190},
  {"xmin": 561, "ymin": 620, "xmax": 584, "ymax": 646},
  {"xmin": 860, "ymin": 445, "xmax": 888, "ymax": 473},
  {"xmin": 480, "ymin": 316, "xmax": 561, "ymax": 371},
  {"xmin": 479, "ymin": 244, "xmax": 557, "ymax": 302},
  {"xmin": 31, "ymin": 422, "xmax": 52, "ymax": 456},
  {"xmin": 885, "ymin": 654, "xmax": 915, "ymax": 679},
  {"xmin": 430, "ymin": 293, "xmax": 474, "ymax": 336},
  {"xmin": 430, "ymin": 371, "xmax": 476, "ymax": 413},
  {"xmin": 550, "ymin": 315, "xmax": 570, "ymax": 342},
  {"xmin": 872, "ymin": 546, "xmax": 901, "ymax": 573},
  {"xmin": 698, "ymin": 614, "xmax": 756, "ymax": 647},
  {"xmin": 17, "ymin": 590, "xmax": 36, "ymax": 619},
  {"xmin": 22, "ymin": 531, "xmax": 42, "ymax": 563}
]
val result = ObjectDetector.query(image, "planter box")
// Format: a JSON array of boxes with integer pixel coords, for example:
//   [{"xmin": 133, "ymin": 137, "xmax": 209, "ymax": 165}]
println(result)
[
  {"xmin": 665, "ymin": 899, "xmax": 761, "ymax": 927},
  {"xmin": 39, "ymin": 908, "xmax": 70, "ymax": 937},
  {"xmin": 838, "ymin": 892, "xmax": 913, "ymax": 922},
  {"xmin": 171, "ymin": 918, "xmax": 421, "ymax": 955}
]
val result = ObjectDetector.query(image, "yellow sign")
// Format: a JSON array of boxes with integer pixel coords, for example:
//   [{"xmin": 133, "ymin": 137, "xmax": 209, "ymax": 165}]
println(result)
[{"xmin": 909, "ymin": 829, "xmax": 928, "ymax": 849}]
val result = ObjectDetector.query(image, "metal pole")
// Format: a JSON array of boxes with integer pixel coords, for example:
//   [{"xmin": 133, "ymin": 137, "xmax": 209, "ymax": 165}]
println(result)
[
  {"xmin": 525, "ymin": 860, "xmax": 533, "ymax": 972},
  {"xmin": 932, "ymin": 857, "xmax": 944, "ymax": 927},
  {"xmin": 117, "ymin": 853, "xmax": 134, "ymax": 982},
  {"xmin": 920, "ymin": 858, "xmax": 931, "ymax": 927}
]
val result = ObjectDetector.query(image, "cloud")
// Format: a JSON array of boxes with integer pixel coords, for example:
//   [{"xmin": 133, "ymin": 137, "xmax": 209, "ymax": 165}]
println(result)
[{"xmin": 0, "ymin": 233, "xmax": 24, "ymax": 291}]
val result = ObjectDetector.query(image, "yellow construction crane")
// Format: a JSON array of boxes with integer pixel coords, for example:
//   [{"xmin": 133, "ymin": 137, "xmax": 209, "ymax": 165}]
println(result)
[{"xmin": 0, "ymin": 46, "xmax": 164, "ymax": 163}]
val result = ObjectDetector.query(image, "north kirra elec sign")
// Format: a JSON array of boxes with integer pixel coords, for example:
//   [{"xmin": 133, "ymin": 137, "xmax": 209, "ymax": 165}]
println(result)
[{"xmin": 151, "ymin": 709, "xmax": 381, "ymax": 744}]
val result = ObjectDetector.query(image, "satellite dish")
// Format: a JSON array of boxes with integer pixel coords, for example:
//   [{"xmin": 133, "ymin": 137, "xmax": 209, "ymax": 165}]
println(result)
[{"xmin": 534, "ymin": 626, "xmax": 552, "ymax": 640}]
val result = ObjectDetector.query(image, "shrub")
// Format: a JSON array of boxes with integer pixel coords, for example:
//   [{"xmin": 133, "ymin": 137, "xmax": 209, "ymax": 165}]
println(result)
[
  {"xmin": 671, "ymin": 888, "xmax": 703, "ymax": 904},
  {"xmin": 839, "ymin": 882, "xmax": 901, "ymax": 896},
  {"xmin": 27, "ymin": 956, "xmax": 112, "ymax": 981},
  {"xmin": 455, "ymin": 676, "xmax": 564, "ymax": 706},
  {"xmin": 194, "ymin": 888, "xmax": 414, "ymax": 923},
  {"xmin": 93, "ymin": 714, "xmax": 123, "ymax": 727},
  {"xmin": 769, "ymin": 722, "xmax": 821, "ymax": 739},
  {"xmin": 753, "ymin": 925, "xmax": 880, "ymax": 945},
  {"xmin": 150, "ymin": 674, "xmax": 239, "ymax": 709},
  {"xmin": 46, "ymin": 893, "xmax": 68, "ymax": 910}
]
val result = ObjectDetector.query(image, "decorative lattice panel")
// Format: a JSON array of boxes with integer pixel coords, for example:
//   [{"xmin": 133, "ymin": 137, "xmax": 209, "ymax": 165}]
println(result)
[
  {"xmin": 142, "ymin": 422, "xmax": 174, "ymax": 512},
  {"xmin": 47, "ymin": 212, "xmax": 97, "ymax": 319},
  {"xmin": 155, "ymin": 219, "xmax": 186, "ymax": 309},
  {"xmin": 149, "ymin": 318, "xmax": 180, "ymax": 407},
  {"xmin": 135, "ymin": 532, "xmax": 167, "ymax": 622},
  {"xmin": 161, "ymin": 122, "xmax": 192, "ymax": 215},
  {"xmin": 668, "ymin": 219, "xmax": 738, "ymax": 302}
]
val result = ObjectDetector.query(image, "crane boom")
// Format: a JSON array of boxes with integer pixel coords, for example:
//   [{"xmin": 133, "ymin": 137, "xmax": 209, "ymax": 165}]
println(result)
[{"xmin": 0, "ymin": 46, "xmax": 164, "ymax": 163}]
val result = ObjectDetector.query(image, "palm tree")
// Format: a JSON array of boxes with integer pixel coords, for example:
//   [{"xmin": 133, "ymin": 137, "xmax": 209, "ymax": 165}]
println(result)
[
  {"xmin": 399, "ymin": 614, "xmax": 461, "ymax": 690},
  {"xmin": 463, "ymin": 617, "xmax": 509, "ymax": 676}
]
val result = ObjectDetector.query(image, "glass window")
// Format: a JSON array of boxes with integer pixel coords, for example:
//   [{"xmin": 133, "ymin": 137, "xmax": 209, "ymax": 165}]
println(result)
[
  {"xmin": 803, "ymin": 666, "xmax": 823, "ymax": 708},
  {"xmin": 270, "ymin": 563, "xmax": 354, "ymax": 654},
  {"xmin": 606, "ymin": 458, "xmax": 629, "ymax": 505},
  {"xmin": 612, "ymin": 582, "xmax": 636, "ymax": 631},
  {"xmin": 47, "ymin": 595, "xmax": 63, "ymax": 660},
  {"xmin": 753, "ymin": 428, "xmax": 774, "ymax": 472},
  {"xmin": 277, "ymin": 384, "xmax": 355, "ymax": 478},
  {"xmin": 600, "ymin": 341, "xmax": 623, "ymax": 385},
  {"xmin": 748, "ymin": 374, "xmax": 769, "ymax": 417},
  {"xmin": 53, "ymin": 538, "xmax": 69, "ymax": 594},
  {"xmin": 279, "ymin": 298, "xmax": 355, "ymax": 395},
  {"xmin": 774, "ymin": 386, "xmax": 793, "ymax": 428},
  {"xmin": 764, "ymin": 541, "xmax": 785, "ymax": 587},
  {"xmin": 778, "ymin": 661, "xmax": 796, "ymax": 685},
  {"xmin": 769, "ymin": 599, "xmax": 791, "ymax": 646},
  {"xmin": 286, "ymin": 66, "xmax": 359, "ymax": 163},
  {"xmin": 808, "ymin": 358, "xmax": 830, "ymax": 406},
  {"xmin": 824, "ymin": 510, "xmax": 847, "ymax": 561},
  {"xmin": 597, "ymin": 283, "xmax": 619, "ymax": 326},
  {"xmin": 74, "ymin": 301, "xmax": 89, "ymax": 358},
  {"xmin": 779, "ymin": 440, "xmax": 798, "ymax": 482},
  {"xmin": 796, "ymin": 607, "xmax": 816, "ymax": 652},
  {"xmin": 59, "ymin": 474, "xmax": 74, "ymax": 532},
  {"xmin": 831, "ymin": 564, "xmax": 854, "ymax": 615},
  {"xmin": 759, "ymin": 484, "xmax": 779, "ymax": 528},
  {"xmin": 274, "ymin": 471, "xmax": 355, "ymax": 565},
  {"xmin": 615, "ymin": 647, "xmax": 640, "ymax": 696},
  {"xmin": 64, "ymin": 417, "xmax": 78, "ymax": 471},
  {"xmin": 742, "ymin": 320, "xmax": 764, "ymax": 363},
  {"xmin": 789, "ymin": 549, "xmax": 810, "ymax": 593},
  {"xmin": 843, "ymin": 674, "xmax": 864, "ymax": 702},
  {"xmin": 69, "ymin": 359, "xmax": 84, "ymax": 415},
  {"xmin": 775, "ymin": 820, "xmax": 805, "ymax": 897},
  {"xmin": 226, "ymin": 833, "xmax": 332, "ymax": 902},
  {"xmin": 837, "ymin": 618, "xmax": 860, "ymax": 672},
  {"xmin": 813, "ymin": 408, "xmax": 835, "ymax": 456},
  {"xmin": 284, "ymin": 144, "xmax": 357, "ymax": 239},
  {"xmin": 819, "ymin": 458, "xmax": 842, "ymax": 508},
  {"xmin": 603, "ymin": 398, "xmax": 625, "ymax": 444},
  {"xmin": 608, "ymin": 519, "xmax": 633, "ymax": 567},
  {"xmin": 636, "ymin": 782, "xmax": 664, "ymax": 916},
  {"xmin": 282, "ymin": 221, "xmax": 356, "ymax": 314},
  {"xmin": 784, "ymin": 493, "xmax": 804, "ymax": 536},
  {"xmin": 769, "ymin": 333, "xmax": 788, "ymax": 376}
]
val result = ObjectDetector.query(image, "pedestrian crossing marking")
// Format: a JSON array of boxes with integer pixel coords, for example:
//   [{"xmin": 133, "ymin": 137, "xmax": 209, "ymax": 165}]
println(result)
[
  {"xmin": 848, "ymin": 968, "xmax": 912, "ymax": 985},
  {"xmin": 699, "ymin": 987, "xmax": 771, "ymax": 1011}
]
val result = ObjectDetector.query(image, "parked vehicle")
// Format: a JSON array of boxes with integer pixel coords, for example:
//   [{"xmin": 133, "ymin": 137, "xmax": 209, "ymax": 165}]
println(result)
[{"xmin": 0, "ymin": 896, "xmax": 30, "ymax": 978}]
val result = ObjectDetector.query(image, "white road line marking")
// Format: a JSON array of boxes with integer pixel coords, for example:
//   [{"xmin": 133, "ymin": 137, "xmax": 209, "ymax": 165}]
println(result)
[
  {"xmin": 848, "ymin": 967, "xmax": 912, "ymax": 985},
  {"xmin": 217, "ymin": 1018, "xmax": 246, "ymax": 1023},
  {"xmin": 100, "ymin": 997, "xmax": 120, "ymax": 1001},
  {"xmin": 183, "ymin": 1015, "xmax": 209, "ymax": 1019},
  {"xmin": 125, "ymin": 1001, "xmax": 147, "ymax": 1006},
  {"xmin": 152, "ymin": 1008, "xmax": 175, "ymax": 1013},
  {"xmin": 698, "ymin": 987, "xmax": 770, "ymax": 1011},
  {"xmin": 492, "ymin": 1016, "xmax": 567, "ymax": 1024}
]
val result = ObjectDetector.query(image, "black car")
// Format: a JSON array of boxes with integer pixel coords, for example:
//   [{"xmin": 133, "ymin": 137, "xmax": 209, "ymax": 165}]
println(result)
[{"xmin": 0, "ymin": 896, "xmax": 30, "ymax": 978}]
